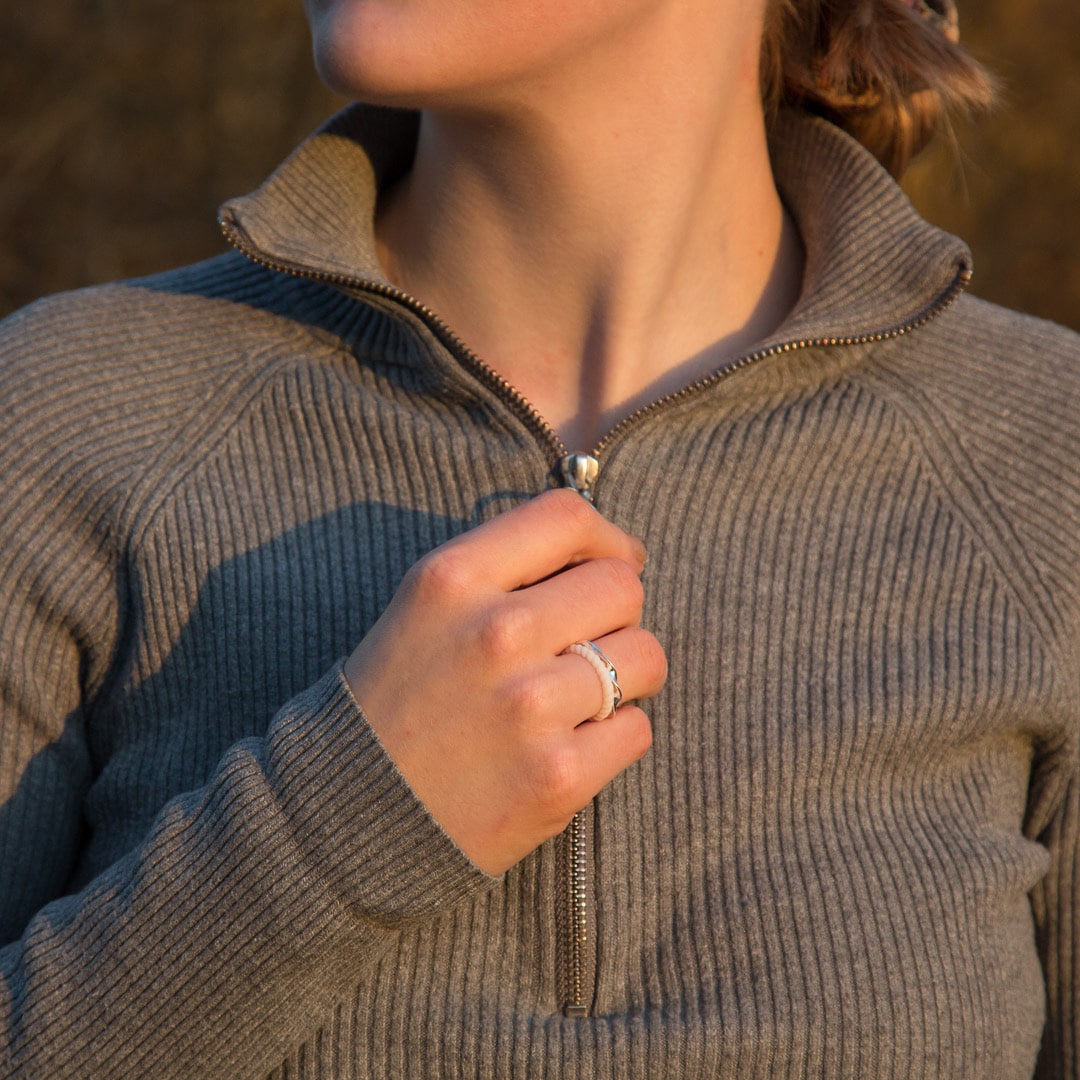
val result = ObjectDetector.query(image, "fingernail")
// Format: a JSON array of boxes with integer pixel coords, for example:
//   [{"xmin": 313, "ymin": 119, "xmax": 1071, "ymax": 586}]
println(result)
[{"xmin": 631, "ymin": 536, "xmax": 648, "ymax": 567}]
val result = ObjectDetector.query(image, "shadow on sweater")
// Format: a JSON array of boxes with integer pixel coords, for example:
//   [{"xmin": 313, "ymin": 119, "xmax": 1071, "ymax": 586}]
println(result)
[{"xmin": 0, "ymin": 493, "xmax": 531, "ymax": 944}]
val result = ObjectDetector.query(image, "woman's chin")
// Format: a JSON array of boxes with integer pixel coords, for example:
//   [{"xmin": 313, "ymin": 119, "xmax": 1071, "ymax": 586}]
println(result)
[{"xmin": 307, "ymin": 5, "xmax": 417, "ymax": 103}]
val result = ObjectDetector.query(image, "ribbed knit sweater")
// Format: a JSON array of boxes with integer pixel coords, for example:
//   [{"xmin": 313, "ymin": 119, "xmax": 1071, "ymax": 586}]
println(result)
[{"xmin": 0, "ymin": 104, "xmax": 1078, "ymax": 1079}]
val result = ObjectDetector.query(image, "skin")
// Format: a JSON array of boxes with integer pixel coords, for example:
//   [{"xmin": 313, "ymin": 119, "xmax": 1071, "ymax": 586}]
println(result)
[
  {"xmin": 344, "ymin": 490, "xmax": 664, "ymax": 876},
  {"xmin": 304, "ymin": 0, "xmax": 802, "ymax": 449},
  {"xmin": 307, "ymin": 0, "xmax": 799, "ymax": 876}
]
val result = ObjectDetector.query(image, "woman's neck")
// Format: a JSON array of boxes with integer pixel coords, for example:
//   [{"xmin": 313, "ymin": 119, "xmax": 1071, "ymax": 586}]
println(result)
[{"xmin": 375, "ymin": 6, "xmax": 803, "ymax": 451}]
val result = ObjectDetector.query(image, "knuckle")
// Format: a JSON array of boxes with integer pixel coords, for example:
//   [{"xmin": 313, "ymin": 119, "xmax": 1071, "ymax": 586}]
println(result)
[
  {"xmin": 647, "ymin": 635, "xmax": 669, "ymax": 684},
  {"xmin": 622, "ymin": 707, "xmax": 654, "ymax": 761},
  {"xmin": 630, "ymin": 631, "xmax": 668, "ymax": 690},
  {"xmin": 603, "ymin": 557, "xmax": 644, "ymax": 604},
  {"xmin": 408, "ymin": 547, "xmax": 474, "ymax": 601},
  {"xmin": 476, "ymin": 603, "xmax": 534, "ymax": 663},
  {"xmin": 526, "ymin": 748, "xmax": 582, "ymax": 818},
  {"xmin": 504, "ymin": 672, "xmax": 551, "ymax": 720}
]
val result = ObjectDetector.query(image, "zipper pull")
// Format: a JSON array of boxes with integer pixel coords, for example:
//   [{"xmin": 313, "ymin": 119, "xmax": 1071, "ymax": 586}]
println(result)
[{"xmin": 559, "ymin": 452, "xmax": 600, "ymax": 503}]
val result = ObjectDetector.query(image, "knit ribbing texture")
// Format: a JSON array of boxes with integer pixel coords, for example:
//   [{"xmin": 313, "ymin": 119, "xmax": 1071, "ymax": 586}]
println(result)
[{"xmin": 0, "ymin": 107, "xmax": 1078, "ymax": 1078}]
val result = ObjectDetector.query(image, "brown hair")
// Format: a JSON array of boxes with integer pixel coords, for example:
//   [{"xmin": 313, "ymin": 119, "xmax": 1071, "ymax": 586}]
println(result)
[{"xmin": 761, "ymin": 0, "xmax": 995, "ymax": 177}]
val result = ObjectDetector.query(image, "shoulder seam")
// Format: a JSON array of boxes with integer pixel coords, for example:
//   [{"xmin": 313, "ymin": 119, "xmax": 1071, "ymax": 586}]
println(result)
[{"xmin": 858, "ymin": 365, "xmax": 1069, "ymax": 668}]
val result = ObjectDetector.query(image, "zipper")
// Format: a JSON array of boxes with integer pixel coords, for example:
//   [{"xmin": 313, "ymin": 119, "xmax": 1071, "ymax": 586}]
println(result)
[
  {"xmin": 559, "ymin": 452, "xmax": 600, "ymax": 502},
  {"xmin": 219, "ymin": 211, "xmax": 565, "ymax": 465},
  {"xmin": 587, "ymin": 263, "xmax": 972, "ymax": 460},
  {"xmin": 220, "ymin": 210, "xmax": 970, "ymax": 471},
  {"xmin": 558, "ymin": 805, "xmax": 592, "ymax": 1017},
  {"xmin": 219, "ymin": 213, "xmax": 972, "ymax": 1018}
]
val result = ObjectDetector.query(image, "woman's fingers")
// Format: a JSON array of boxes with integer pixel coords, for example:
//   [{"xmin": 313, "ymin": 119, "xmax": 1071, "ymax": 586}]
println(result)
[
  {"xmin": 551, "ymin": 627, "xmax": 668, "ymax": 725},
  {"xmin": 428, "ymin": 488, "xmax": 647, "ymax": 593},
  {"xmin": 570, "ymin": 703, "xmax": 655, "ymax": 791},
  {"xmin": 471, "ymin": 556, "xmax": 646, "ymax": 666},
  {"xmin": 342, "ymin": 489, "xmax": 667, "ymax": 876}
]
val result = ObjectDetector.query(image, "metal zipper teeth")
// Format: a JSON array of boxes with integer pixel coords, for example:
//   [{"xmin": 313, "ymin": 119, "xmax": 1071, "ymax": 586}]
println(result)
[
  {"xmin": 223, "ymin": 218, "xmax": 970, "ymax": 1018},
  {"xmin": 564, "ymin": 808, "xmax": 589, "ymax": 1016},
  {"xmin": 218, "ymin": 216, "xmax": 566, "ymax": 463},
  {"xmin": 221, "ymin": 216, "xmax": 598, "ymax": 1016},
  {"xmin": 553, "ymin": 264, "xmax": 970, "ymax": 1019},
  {"xmin": 591, "ymin": 264, "xmax": 973, "ymax": 459},
  {"xmin": 220, "ymin": 213, "xmax": 971, "ymax": 468}
]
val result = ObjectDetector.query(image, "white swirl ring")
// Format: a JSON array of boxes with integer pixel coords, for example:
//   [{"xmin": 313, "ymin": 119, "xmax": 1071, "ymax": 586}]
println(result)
[{"xmin": 562, "ymin": 640, "xmax": 623, "ymax": 721}]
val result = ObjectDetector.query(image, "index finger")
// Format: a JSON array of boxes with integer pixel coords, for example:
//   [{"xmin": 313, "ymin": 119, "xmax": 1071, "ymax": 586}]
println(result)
[{"xmin": 442, "ymin": 489, "xmax": 647, "ymax": 592}]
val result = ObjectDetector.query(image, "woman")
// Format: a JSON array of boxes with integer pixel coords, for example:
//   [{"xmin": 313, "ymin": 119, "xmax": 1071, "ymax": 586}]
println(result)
[{"xmin": 1, "ymin": 0, "xmax": 1076, "ymax": 1076}]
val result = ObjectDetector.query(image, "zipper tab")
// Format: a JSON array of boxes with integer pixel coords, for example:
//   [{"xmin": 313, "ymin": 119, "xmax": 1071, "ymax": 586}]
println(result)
[{"xmin": 559, "ymin": 453, "xmax": 600, "ymax": 503}]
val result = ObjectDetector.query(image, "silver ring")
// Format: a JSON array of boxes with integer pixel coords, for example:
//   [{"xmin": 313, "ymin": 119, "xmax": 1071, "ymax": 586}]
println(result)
[{"xmin": 563, "ymin": 640, "xmax": 623, "ymax": 721}]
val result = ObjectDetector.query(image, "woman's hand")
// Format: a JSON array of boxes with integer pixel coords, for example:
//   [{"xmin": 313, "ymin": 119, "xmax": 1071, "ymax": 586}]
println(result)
[{"xmin": 343, "ymin": 488, "xmax": 667, "ymax": 876}]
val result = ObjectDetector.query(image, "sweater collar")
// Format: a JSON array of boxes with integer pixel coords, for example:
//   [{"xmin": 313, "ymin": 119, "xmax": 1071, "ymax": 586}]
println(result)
[{"xmin": 219, "ymin": 104, "xmax": 972, "ymax": 349}]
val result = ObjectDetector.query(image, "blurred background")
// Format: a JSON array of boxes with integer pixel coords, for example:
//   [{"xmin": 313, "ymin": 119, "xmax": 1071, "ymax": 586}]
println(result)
[{"xmin": 1, "ymin": 0, "xmax": 1077, "ymax": 329}]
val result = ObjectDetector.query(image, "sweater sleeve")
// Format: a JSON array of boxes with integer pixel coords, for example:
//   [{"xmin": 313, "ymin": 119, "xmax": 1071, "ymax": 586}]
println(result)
[
  {"xmin": 0, "ymin": 657, "xmax": 493, "ymax": 1078},
  {"xmin": 0, "ymin": 285, "xmax": 498, "ymax": 1075},
  {"xmin": 1032, "ymin": 755, "xmax": 1080, "ymax": 1079}
]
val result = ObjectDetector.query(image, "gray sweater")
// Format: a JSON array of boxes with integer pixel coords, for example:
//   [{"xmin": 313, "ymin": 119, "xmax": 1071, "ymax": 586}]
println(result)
[{"xmin": 0, "ymin": 104, "xmax": 1078, "ymax": 1078}]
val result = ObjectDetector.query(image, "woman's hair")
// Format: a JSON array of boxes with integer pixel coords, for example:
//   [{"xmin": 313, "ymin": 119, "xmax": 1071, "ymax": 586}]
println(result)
[{"xmin": 762, "ymin": 0, "xmax": 995, "ymax": 177}]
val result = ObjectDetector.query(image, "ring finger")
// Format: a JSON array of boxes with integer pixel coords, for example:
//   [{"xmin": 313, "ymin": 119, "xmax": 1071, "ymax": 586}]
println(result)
[{"xmin": 550, "ymin": 627, "xmax": 667, "ymax": 725}]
